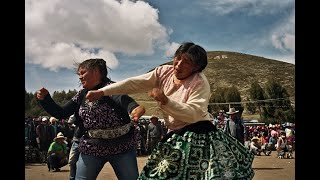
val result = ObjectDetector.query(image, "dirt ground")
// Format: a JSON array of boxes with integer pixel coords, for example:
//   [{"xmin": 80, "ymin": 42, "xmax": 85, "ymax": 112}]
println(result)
[{"xmin": 25, "ymin": 151, "xmax": 295, "ymax": 180}]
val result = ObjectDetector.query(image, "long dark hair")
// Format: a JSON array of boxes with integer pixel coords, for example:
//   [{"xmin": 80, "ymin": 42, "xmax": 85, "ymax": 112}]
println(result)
[{"xmin": 174, "ymin": 42, "xmax": 208, "ymax": 72}]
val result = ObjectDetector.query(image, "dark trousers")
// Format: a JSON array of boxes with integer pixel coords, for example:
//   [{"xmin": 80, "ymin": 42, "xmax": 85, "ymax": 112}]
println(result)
[
  {"xmin": 148, "ymin": 137, "xmax": 161, "ymax": 153},
  {"xmin": 47, "ymin": 153, "xmax": 68, "ymax": 170}
]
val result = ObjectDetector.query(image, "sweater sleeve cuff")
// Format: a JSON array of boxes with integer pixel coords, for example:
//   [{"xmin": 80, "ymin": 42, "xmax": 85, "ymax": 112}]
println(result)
[{"xmin": 160, "ymin": 98, "xmax": 174, "ymax": 110}]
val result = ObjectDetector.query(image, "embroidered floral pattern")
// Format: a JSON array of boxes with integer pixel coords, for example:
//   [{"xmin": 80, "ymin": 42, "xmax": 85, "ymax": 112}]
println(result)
[
  {"xmin": 138, "ymin": 129, "xmax": 255, "ymax": 180},
  {"xmin": 143, "ymin": 142, "xmax": 183, "ymax": 179}
]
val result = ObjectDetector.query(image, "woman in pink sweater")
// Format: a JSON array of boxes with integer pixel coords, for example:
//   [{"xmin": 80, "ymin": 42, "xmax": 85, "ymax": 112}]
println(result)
[{"xmin": 86, "ymin": 42, "xmax": 255, "ymax": 179}]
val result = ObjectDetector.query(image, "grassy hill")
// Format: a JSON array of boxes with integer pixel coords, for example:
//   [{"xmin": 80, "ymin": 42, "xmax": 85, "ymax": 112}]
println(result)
[{"xmin": 130, "ymin": 51, "xmax": 295, "ymax": 120}]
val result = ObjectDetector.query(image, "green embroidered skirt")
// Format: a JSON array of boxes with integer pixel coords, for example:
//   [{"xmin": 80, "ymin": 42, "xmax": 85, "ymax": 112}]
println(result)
[{"xmin": 138, "ymin": 121, "xmax": 254, "ymax": 180}]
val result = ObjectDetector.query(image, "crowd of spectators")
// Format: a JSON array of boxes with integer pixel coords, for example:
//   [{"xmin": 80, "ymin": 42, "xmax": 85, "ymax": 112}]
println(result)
[
  {"xmin": 25, "ymin": 116, "xmax": 75, "ymax": 163},
  {"xmin": 212, "ymin": 110, "xmax": 295, "ymax": 157},
  {"xmin": 25, "ymin": 112, "xmax": 295, "ymax": 163}
]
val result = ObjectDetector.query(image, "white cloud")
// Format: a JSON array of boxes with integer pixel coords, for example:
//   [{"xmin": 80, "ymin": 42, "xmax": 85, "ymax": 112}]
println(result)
[
  {"xmin": 25, "ymin": 40, "xmax": 119, "ymax": 71},
  {"xmin": 197, "ymin": 0, "xmax": 294, "ymax": 15},
  {"xmin": 164, "ymin": 42, "xmax": 180, "ymax": 57},
  {"xmin": 25, "ymin": 0, "xmax": 169, "ymax": 71},
  {"xmin": 271, "ymin": 11, "xmax": 295, "ymax": 53},
  {"xmin": 238, "ymin": 7, "xmax": 295, "ymax": 64},
  {"xmin": 272, "ymin": 34, "xmax": 295, "ymax": 52}
]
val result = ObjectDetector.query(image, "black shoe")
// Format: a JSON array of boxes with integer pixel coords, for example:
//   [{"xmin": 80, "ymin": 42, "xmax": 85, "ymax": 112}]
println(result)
[
  {"xmin": 47, "ymin": 163, "xmax": 51, "ymax": 171},
  {"xmin": 52, "ymin": 168, "xmax": 61, "ymax": 172}
]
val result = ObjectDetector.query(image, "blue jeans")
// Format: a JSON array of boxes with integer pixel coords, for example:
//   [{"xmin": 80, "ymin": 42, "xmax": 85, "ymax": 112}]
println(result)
[
  {"xmin": 75, "ymin": 148, "xmax": 138, "ymax": 180},
  {"xmin": 68, "ymin": 141, "xmax": 80, "ymax": 180}
]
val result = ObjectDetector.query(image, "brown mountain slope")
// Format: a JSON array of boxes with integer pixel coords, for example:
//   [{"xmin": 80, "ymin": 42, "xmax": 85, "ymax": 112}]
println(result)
[{"xmin": 130, "ymin": 51, "xmax": 295, "ymax": 117}]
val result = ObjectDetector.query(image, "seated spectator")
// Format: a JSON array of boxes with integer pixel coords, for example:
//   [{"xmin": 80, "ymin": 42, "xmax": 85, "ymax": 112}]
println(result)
[
  {"xmin": 276, "ymin": 131, "xmax": 288, "ymax": 152},
  {"xmin": 47, "ymin": 132, "xmax": 68, "ymax": 172},
  {"xmin": 268, "ymin": 133, "xmax": 278, "ymax": 150},
  {"xmin": 285, "ymin": 124, "xmax": 294, "ymax": 146},
  {"xmin": 250, "ymin": 136, "xmax": 262, "ymax": 156}
]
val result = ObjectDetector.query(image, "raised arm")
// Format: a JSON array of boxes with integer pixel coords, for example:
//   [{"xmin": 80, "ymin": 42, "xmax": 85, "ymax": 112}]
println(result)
[{"xmin": 36, "ymin": 87, "xmax": 82, "ymax": 119}]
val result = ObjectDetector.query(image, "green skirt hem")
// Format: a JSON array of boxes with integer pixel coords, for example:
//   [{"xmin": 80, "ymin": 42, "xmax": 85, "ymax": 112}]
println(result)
[{"xmin": 138, "ymin": 129, "xmax": 255, "ymax": 180}]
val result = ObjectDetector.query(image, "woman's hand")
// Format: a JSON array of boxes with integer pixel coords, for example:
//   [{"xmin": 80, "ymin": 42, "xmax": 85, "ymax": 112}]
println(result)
[
  {"xmin": 148, "ymin": 88, "xmax": 168, "ymax": 105},
  {"xmin": 36, "ymin": 87, "xmax": 49, "ymax": 100},
  {"xmin": 131, "ymin": 105, "xmax": 146, "ymax": 122},
  {"xmin": 86, "ymin": 90, "xmax": 104, "ymax": 102}
]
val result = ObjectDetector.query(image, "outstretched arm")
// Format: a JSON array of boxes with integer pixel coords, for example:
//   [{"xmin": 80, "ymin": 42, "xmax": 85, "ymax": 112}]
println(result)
[
  {"xmin": 36, "ymin": 87, "xmax": 80, "ymax": 119},
  {"xmin": 86, "ymin": 71, "xmax": 157, "ymax": 102}
]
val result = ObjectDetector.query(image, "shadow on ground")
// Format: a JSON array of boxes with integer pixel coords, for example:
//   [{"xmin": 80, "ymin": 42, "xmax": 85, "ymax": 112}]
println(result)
[{"xmin": 253, "ymin": 168, "xmax": 283, "ymax": 170}]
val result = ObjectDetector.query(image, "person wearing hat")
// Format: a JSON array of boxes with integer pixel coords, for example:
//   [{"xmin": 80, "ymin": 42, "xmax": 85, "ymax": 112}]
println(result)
[
  {"xmin": 284, "ymin": 124, "xmax": 294, "ymax": 147},
  {"xmin": 223, "ymin": 107, "xmax": 246, "ymax": 144},
  {"xmin": 146, "ymin": 115, "xmax": 164, "ymax": 154},
  {"xmin": 47, "ymin": 132, "xmax": 68, "ymax": 172},
  {"xmin": 250, "ymin": 136, "xmax": 262, "ymax": 156},
  {"xmin": 35, "ymin": 116, "xmax": 52, "ymax": 163},
  {"xmin": 49, "ymin": 117, "xmax": 60, "ymax": 138}
]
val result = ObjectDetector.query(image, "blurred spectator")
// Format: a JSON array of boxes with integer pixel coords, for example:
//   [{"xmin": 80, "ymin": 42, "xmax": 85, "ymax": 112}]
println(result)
[
  {"xmin": 223, "ymin": 108, "xmax": 245, "ymax": 144},
  {"xmin": 146, "ymin": 115, "xmax": 164, "ymax": 153}
]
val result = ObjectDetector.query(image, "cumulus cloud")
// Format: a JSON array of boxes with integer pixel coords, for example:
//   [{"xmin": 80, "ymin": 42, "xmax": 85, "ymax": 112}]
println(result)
[
  {"xmin": 272, "ymin": 34, "xmax": 295, "ymax": 52},
  {"xmin": 25, "ymin": 40, "xmax": 118, "ymax": 71},
  {"xmin": 197, "ymin": 0, "xmax": 294, "ymax": 15},
  {"xmin": 164, "ymin": 42, "xmax": 180, "ymax": 57},
  {"xmin": 271, "ymin": 11, "xmax": 295, "ymax": 53},
  {"xmin": 249, "ymin": 10, "xmax": 294, "ymax": 64},
  {"xmin": 25, "ymin": 0, "xmax": 170, "ymax": 71}
]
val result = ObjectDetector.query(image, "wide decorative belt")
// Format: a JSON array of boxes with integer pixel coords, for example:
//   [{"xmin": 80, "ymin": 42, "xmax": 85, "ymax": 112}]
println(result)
[{"xmin": 87, "ymin": 122, "xmax": 132, "ymax": 139}]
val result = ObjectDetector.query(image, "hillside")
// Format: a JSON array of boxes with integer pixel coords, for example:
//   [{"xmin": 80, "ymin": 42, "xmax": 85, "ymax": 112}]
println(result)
[{"xmin": 130, "ymin": 51, "xmax": 295, "ymax": 118}]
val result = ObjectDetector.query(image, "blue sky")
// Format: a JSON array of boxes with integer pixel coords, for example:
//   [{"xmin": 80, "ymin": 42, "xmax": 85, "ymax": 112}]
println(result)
[{"xmin": 25, "ymin": 0, "xmax": 295, "ymax": 93}]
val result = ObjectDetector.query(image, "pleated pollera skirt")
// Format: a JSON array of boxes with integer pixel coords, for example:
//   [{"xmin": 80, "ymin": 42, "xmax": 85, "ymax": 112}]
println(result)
[{"xmin": 138, "ymin": 121, "xmax": 254, "ymax": 180}]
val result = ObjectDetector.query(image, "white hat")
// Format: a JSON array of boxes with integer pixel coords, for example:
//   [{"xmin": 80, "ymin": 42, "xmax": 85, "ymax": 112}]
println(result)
[
  {"xmin": 150, "ymin": 115, "xmax": 159, "ymax": 120},
  {"xmin": 42, "ymin": 117, "xmax": 48, "ymax": 122},
  {"xmin": 226, "ymin": 107, "xmax": 239, "ymax": 115},
  {"xmin": 285, "ymin": 122, "xmax": 291, "ymax": 127},
  {"xmin": 50, "ymin": 117, "xmax": 58, "ymax": 123},
  {"xmin": 54, "ymin": 132, "xmax": 66, "ymax": 141}
]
